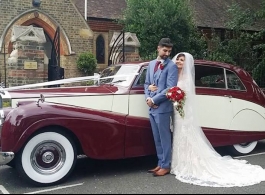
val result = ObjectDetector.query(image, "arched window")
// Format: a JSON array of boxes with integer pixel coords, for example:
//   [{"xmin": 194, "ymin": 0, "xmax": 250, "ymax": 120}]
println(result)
[{"xmin": 96, "ymin": 35, "xmax": 105, "ymax": 64}]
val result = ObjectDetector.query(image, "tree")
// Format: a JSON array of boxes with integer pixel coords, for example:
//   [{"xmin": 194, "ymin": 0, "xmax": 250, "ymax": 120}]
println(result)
[
  {"xmin": 121, "ymin": 0, "xmax": 206, "ymax": 59},
  {"xmin": 204, "ymin": 2, "xmax": 265, "ymax": 87},
  {"xmin": 77, "ymin": 52, "xmax": 97, "ymax": 76}
]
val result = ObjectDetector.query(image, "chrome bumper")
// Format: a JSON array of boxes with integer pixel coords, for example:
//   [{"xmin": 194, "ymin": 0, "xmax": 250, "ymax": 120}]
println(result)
[{"xmin": 0, "ymin": 151, "xmax": 14, "ymax": 165}]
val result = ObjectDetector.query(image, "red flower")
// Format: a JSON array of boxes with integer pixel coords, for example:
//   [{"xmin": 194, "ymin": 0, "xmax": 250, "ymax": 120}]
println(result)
[{"xmin": 166, "ymin": 86, "xmax": 186, "ymax": 118}]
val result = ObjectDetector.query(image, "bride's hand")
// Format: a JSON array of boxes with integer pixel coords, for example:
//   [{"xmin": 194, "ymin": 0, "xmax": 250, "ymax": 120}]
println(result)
[{"xmin": 149, "ymin": 84, "xmax": 158, "ymax": 92}]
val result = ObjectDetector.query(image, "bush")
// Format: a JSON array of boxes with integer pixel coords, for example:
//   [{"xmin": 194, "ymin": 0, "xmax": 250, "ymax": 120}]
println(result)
[{"xmin": 77, "ymin": 52, "xmax": 97, "ymax": 75}]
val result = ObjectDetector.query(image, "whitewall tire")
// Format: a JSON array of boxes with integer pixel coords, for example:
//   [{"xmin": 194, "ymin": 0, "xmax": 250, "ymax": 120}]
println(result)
[
  {"xmin": 16, "ymin": 131, "xmax": 77, "ymax": 186},
  {"xmin": 229, "ymin": 141, "xmax": 258, "ymax": 155}
]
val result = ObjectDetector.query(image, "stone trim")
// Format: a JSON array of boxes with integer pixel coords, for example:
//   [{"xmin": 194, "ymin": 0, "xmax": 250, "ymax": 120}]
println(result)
[{"xmin": 0, "ymin": 9, "xmax": 74, "ymax": 56}]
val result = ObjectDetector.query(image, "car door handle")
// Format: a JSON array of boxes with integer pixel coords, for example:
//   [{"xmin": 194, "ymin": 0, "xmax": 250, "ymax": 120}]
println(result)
[{"xmin": 224, "ymin": 95, "xmax": 233, "ymax": 98}]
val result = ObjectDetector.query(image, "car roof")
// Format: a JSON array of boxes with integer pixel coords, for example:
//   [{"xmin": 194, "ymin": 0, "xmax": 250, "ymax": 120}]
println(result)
[
  {"xmin": 114, "ymin": 60, "xmax": 242, "ymax": 72},
  {"xmin": 112, "ymin": 59, "xmax": 252, "ymax": 81}
]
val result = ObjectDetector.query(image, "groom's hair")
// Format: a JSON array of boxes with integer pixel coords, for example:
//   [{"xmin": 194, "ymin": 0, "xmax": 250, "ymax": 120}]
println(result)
[{"xmin": 158, "ymin": 38, "xmax": 173, "ymax": 48}]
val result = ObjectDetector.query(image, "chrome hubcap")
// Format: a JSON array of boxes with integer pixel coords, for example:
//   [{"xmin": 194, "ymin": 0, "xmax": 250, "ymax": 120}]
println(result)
[
  {"xmin": 31, "ymin": 141, "xmax": 66, "ymax": 175},
  {"xmin": 42, "ymin": 152, "xmax": 54, "ymax": 164}
]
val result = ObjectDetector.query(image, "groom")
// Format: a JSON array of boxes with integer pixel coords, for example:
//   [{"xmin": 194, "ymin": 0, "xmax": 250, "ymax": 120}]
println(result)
[{"xmin": 144, "ymin": 38, "xmax": 178, "ymax": 176}]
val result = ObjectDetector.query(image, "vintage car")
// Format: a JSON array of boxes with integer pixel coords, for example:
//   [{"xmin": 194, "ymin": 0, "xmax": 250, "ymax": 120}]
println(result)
[{"xmin": 0, "ymin": 60, "xmax": 265, "ymax": 186}]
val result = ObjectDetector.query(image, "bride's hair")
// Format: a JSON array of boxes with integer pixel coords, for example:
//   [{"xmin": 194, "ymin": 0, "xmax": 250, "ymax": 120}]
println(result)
[{"xmin": 176, "ymin": 53, "xmax": 185, "ymax": 60}]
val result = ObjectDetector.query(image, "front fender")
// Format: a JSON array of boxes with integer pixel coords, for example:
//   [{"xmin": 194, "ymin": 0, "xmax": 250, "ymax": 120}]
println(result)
[{"xmin": 1, "ymin": 102, "xmax": 127, "ymax": 159}]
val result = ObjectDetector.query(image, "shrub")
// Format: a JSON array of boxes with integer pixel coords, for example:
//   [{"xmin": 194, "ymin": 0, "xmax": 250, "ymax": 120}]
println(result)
[{"xmin": 77, "ymin": 52, "xmax": 97, "ymax": 75}]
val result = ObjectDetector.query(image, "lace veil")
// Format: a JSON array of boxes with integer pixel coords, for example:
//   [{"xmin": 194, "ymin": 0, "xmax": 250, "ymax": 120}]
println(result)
[{"xmin": 172, "ymin": 52, "xmax": 217, "ymax": 155}]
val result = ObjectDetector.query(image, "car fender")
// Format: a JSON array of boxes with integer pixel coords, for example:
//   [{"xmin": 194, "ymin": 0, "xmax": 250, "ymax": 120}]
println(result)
[
  {"xmin": 230, "ymin": 109, "xmax": 265, "ymax": 131},
  {"xmin": 1, "ymin": 102, "xmax": 127, "ymax": 159}
]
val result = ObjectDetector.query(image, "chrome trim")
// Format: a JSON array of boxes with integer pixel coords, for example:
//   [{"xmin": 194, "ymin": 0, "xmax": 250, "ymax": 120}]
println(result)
[{"xmin": 0, "ymin": 151, "xmax": 14, "ymax": 165}]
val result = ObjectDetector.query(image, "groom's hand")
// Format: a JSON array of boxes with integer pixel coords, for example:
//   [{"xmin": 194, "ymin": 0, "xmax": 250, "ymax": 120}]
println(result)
[
  {"xmin": 152, "ymin": 104, "xmax": 159, "ymax": 109},
  {"xmin": 146, "ymin": 98, "xmax": 154, "ymax": 107}
]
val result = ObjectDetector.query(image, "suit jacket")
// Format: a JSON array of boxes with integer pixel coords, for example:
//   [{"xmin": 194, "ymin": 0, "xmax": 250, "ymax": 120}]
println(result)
[{"xmin": 144, "ymin": 58, "xmax": 178, "ymax": 114}]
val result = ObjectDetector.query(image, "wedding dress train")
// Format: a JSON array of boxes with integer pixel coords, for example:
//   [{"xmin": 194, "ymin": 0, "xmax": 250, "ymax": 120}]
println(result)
[{"xmin": 170, "ymin": 52, "xmax": 265, "ymax": 187}]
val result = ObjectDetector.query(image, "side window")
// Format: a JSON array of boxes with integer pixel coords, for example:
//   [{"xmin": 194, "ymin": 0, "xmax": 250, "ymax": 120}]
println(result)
[
  {"xmin": 135, "ymin": 68, "xmax": 147, "ymax": 86},
  {"xmin": 195, "ymin": 65, "xmax": 226, "ymax": 89},
  {"xmin": 226, "ymin": 70, "xmax": 246, "ymax": 91}
]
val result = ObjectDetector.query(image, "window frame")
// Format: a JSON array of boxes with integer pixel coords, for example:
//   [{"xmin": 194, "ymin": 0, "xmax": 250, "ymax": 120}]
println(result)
[
  {"xmin": 132, "ymin": 67, "xmax": 147, "ymax": 87},
  {"xmin": 195, "ymin": 64, "xmax": 226, "ymax": 90}
]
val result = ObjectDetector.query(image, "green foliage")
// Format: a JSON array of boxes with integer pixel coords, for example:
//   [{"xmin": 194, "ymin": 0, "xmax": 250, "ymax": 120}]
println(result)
[
  {"xmin": 204, "ymin": 2, "xmax": 265, "ymax": 87},
  {"xmin": 253, "ymin": 60, "xmax": 265, "ymax": 86},
  {"xmin": 77, "ymin": 52, "xmax": 97, "ymax": 75},
  {"xmin": 121, "ymin": 0, "xmax": 206, "ymax": 60}
]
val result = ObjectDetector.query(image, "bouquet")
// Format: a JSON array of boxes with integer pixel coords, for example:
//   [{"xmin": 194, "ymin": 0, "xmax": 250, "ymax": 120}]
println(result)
[{"xmin": 166, "ymin": 86, "xmax": 186, "ymax": 118}]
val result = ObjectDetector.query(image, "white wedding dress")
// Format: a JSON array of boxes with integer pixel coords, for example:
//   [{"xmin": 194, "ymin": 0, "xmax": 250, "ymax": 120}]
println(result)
[{"xmin": 170, "ymin": 52, "xmax": 265, "ymax": 187}]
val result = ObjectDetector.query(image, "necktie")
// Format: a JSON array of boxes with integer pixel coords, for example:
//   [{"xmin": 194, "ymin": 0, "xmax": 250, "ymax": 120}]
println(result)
[{"xmin": 154, "ymin": 60, "xmax": 161, "ymax": 73}]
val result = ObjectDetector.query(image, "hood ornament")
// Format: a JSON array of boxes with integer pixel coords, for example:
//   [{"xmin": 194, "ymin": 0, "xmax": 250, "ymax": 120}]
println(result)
[{"xmin": 36, "ymin": 94, "xmax": 45, "ymax": 107}]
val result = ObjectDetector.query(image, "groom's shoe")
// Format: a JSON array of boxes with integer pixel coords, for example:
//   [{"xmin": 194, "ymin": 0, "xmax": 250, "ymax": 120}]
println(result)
[
  {"xmin": 147, "ymin": 166, "xmax": 161, "ymax": 173},
  {"xmin": 153, "ymin": 168, "xmax": 170, "ymax": 177}
]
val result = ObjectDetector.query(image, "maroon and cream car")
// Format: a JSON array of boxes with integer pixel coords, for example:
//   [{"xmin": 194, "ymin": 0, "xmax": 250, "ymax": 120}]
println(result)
[{"xmin": 0, "ymin": 60, "xmax": 265, "ymax": 186}]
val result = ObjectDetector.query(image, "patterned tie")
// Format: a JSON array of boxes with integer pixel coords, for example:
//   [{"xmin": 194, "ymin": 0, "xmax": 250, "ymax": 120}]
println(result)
[{"xmin": 154, "ymin": 60, "xmax": 161, "ymax": 73}]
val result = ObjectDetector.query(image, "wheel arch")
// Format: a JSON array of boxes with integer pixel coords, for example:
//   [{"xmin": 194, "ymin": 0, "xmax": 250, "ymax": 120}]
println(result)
[
  {"xmin": 230, "ymin": 109, "xmax": 265, "ymax": 132},
  {"xmin": 14, "ymin": 125, "xmax": 84, "ymax": 156}
]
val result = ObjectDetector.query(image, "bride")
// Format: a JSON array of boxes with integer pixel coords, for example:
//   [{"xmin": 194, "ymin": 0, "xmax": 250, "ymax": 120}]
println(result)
[{"xmin": 169, "ymin": 52, "xmax": 265, "ymax": 187}]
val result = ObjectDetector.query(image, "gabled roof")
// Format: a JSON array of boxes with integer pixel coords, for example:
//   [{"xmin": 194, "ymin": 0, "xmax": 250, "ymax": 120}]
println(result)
[
  {"xmin": 74, "ymin": 0, "xmax": 264, "ymax": 31},
  {"xmin": 11, "ymin": 25, "xmax": 46, "ymax": 43},
  {"xmin": 189, "ymin": 0, "xmax": 264, "ymax": 31},
  {"xmin": 73, "ymin": 0, "xmax": 126, "ymax": 20},
  {"xmin": 110, "ymin": 32, "xmax": 140, "ymax": 47}
]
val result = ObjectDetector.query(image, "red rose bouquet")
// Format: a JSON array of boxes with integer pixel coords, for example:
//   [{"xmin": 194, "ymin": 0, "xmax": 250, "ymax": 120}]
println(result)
[{"xmin": 166, "ymin": 86, "xmax": 186, "ymax": 118}]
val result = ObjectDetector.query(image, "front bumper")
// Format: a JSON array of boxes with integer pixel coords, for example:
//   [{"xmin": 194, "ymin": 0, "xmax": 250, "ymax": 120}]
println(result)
[{"xmin": 0, "ymin": 150, "xmax": 14, "ymax": 165}]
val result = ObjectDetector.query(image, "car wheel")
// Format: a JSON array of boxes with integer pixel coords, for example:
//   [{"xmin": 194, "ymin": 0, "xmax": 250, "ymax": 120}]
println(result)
[
  {"xmin": 16, "ymin": 131, "xmax": 77, "ymax": 186},
  {"xmin": 229, "ymin": 141, "xmax": 258, "ymax": 156}
]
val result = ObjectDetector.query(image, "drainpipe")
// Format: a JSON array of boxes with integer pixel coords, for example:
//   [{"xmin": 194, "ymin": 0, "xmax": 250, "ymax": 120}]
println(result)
[{"xmin": 85, "ymin": 0, "xmax": 87, "ymax": 21}]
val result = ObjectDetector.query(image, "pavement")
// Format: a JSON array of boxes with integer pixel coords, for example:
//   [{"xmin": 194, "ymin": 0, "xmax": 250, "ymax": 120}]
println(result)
[{"xmin": 1, "ymin": 142, "xmax": 265, "ymax": 194}]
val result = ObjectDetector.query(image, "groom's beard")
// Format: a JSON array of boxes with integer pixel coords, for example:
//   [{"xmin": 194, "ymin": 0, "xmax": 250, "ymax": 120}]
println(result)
[{"xmin": 160, "ymin": 55, "xmax": 169, "ymax": 60}]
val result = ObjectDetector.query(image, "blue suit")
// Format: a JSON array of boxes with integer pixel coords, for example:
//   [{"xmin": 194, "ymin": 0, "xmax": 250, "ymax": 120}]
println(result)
[{"xmin": 144, "ymin": 58, "xmax": 178, "ymax": 169}]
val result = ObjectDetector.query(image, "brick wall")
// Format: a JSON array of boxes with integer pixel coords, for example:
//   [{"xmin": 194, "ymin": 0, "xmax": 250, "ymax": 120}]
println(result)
[
  {"xmin": 88, "ymin": 18, "xmax": 123, "ymax": 32},
  {"xmin": 0, "ymin": 0, "xmax": 93, "ymax": 87},
  {"xmin": 8, "ymin": 41, "xmax": 47, "ymax": 87},
  {"xmin": 90, "ymin": 19, "xmax": 142, "ymax": 71}
]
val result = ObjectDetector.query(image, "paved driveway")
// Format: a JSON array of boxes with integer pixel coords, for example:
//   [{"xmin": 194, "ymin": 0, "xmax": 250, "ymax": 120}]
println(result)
[{"xmin": 1, "ymin": 141, "xmax": 265, "ymax": 194}]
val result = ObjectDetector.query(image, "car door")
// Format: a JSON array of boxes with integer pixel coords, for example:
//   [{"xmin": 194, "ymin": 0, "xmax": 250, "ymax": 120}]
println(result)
[
  {"xmin": 195, "ymin": 65, "xmax": 234, "ymax": 132},
  {"xmin": 226, "ymin": 69, "xmax": 265, "ymax": 132},
  {"xmin": 125, "ymin": 67, "xmax": 156, "ymax": 158}
]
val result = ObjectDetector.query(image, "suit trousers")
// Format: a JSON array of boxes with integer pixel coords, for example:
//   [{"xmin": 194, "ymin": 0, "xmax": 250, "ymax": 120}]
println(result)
[{"xmin": 149, "ymin": 111, "xmax": 172, "ymax": 169}]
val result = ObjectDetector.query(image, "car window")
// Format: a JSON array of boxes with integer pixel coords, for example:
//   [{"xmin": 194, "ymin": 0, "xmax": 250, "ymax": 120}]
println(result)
[
  {"xmin": 195, "ymin": 65, "xmax": 226, "ymax": 89},
  {"xmin": 226, "ymin": 70, "xmax": 246, "ymax": 91},
  {"xmin": 100, "ymin": 64, "xmax": 140, "ymax": 86},
  {"xmin": 135, "ymin": 68, "xmax": 147, "ymax": 86}
]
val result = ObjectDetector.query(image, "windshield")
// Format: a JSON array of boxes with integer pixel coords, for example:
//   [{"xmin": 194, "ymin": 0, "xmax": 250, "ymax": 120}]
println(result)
[{"xmin": 99, "ymin": 64, "xmax": 140, "ymax": 87}]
